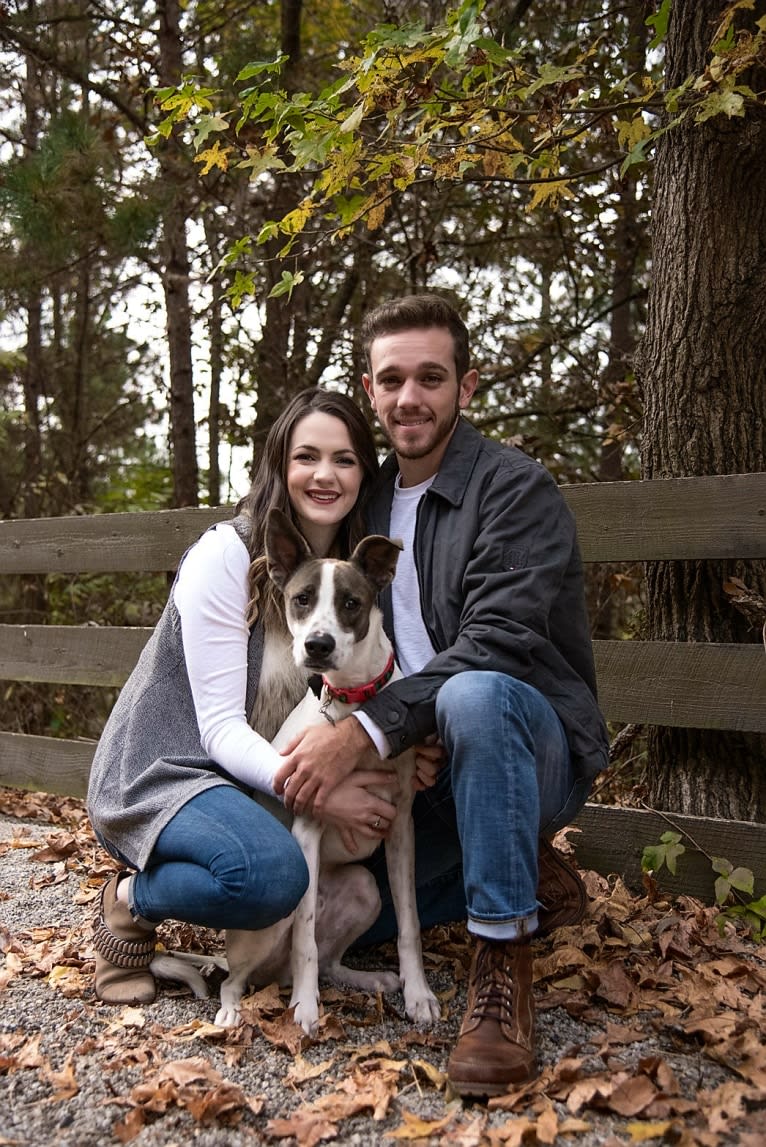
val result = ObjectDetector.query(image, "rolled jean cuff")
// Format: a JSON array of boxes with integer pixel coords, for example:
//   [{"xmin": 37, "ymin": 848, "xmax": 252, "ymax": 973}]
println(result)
[{"xmin": 467, "ymin": 910, "xmax": 539, "ymax": 942}]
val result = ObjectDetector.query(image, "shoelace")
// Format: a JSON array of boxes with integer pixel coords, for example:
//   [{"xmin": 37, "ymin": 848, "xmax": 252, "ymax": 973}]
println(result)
[{"xmin": 468, "ymin": 945, "xmax": 516, "ymax": 1023}]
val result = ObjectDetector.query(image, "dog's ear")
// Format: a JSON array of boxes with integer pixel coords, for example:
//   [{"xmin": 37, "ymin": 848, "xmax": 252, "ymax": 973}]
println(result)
[
  {"xmin": 265, "ymin": 508, "xmax": 311, "ymax": 589},
  {"xmin": 350, "ymin": 535, "xmax": 403, "ymax": 592}
]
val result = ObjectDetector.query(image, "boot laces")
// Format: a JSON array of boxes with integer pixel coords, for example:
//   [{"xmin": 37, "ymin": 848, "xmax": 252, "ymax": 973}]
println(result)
[{"xmin": 468, "ymin": 943, "xmax": 516, "ymax": 1024}]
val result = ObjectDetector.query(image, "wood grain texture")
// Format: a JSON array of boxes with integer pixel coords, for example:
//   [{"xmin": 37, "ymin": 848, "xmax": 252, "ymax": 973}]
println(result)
[
  {"xmin": 565, "ymin": 473, "xmax": 766, "ymax": 561},
  {"xmin": 571, "ymin": 803, "xmax": 766, "ymax": 901},
  {"xmin": 593, "ymin": 640, "xmax": 766, "ymax": 731},
  {"xmin": 1, "ymin": 473, "xmax": 764, "ymax": 573},
  {"xmin": 0, "ymin": 625, "xmax": 153, "ymax": 686},
  {"xmin": 0, "ymin": 732, "xmax": 93, "ymax": 798},
  {"xmin": 0, "ymin": 506, "xmax": 231, "ymax": 574}
]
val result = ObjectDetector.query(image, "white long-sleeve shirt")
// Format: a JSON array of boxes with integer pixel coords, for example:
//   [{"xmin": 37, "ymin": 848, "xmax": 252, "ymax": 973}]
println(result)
[{"xmin": 172, "ymin": 523, "xmax": 285, "ymax": 795}]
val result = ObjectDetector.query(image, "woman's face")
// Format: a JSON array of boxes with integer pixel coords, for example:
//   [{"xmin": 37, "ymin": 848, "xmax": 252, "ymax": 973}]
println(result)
[{"xmin": 286, "ymin": 411, "xmax": 365, "ymax": 551}]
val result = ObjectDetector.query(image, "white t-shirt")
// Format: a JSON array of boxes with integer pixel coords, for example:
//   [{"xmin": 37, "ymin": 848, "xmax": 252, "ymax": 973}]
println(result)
[
  {"xmin": 388, "ymin": 474, "xmax": 437, "ymax": 676},
  {"xmin": 172, "ymin": 523, "xmax": 284, "ymax": 795},
  {"xmin": 355, "ymin": 474, "xmax": 435, "ymax": 755}
]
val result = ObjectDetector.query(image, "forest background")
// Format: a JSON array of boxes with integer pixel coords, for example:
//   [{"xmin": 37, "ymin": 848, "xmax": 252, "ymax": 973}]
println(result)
[{"xmin": 0, "ymin": 0, "xmax": 765, "ymax": 823}]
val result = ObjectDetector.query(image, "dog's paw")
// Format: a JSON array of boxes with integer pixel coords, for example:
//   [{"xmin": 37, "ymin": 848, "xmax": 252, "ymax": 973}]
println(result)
[
  {"xmin": 214, "ymin": 1003, "xmax": 242, "ymax": 1028},
  {"xmin": 404, "ymin": 986, "xmax": 441, "ymax": 1027},
  {"xmin": 290, "ymin": 994, "xmax": 320, "ymax": 1036}
]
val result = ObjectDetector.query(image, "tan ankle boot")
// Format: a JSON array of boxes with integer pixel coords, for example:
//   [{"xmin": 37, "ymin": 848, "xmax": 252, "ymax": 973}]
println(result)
[
  {"xmin": 447, "ymin": 937, "xmax": 536, "ymax": 1097},
  {"xmin": 93, "ymin": 873, "xmax": 157, "ymax": 1004}
]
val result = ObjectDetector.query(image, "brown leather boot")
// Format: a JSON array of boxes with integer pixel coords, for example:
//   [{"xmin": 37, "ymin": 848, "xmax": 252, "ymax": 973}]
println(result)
[
  {"xmin": 536, "ymin": 836, "xmax": 587, "ymax": 936},
  {"xmin": 447, "ymin": 937, "xmax": 536, "ymax": 1097},
  {"xmin": 93, "ymin": 873, "xmax": 157, "ymax": 1004}
]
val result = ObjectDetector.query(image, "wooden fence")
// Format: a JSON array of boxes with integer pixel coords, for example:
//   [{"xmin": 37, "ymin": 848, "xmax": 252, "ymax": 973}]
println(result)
[{"xmin": 1, "ymin": 473, "xmax": 765, "ymax": 901}]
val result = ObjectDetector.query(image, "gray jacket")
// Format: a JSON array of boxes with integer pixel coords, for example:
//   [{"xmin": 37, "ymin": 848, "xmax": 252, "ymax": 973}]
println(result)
[
  {"xmin": 360, "ymin": 419, "xmax": 609, "ymax": 794},
  {"xmin": 87, "ymin": 518, "xmax": 264, "ymax": 870}
]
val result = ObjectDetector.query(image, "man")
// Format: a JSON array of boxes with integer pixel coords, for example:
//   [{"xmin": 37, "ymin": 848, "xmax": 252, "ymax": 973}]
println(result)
[{"xmin": 275, "ymin": 294, "xmax": 609, "ymax": 1097}]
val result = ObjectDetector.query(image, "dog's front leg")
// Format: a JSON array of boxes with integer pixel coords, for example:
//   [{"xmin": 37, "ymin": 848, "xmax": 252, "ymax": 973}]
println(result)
[
  {"xmin": 385, "ymin": 756, "xmax": 440, "ymax": 1027},
  {"xmin": 289, "ymin": 816, "xmax": 323, "ymax": 1035}
]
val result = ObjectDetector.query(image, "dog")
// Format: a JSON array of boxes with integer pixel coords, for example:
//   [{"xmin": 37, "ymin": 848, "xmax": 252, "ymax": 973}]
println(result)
[{"xmin": 179, "ymin": 508, "xmax": 440, "ymax": 1035}]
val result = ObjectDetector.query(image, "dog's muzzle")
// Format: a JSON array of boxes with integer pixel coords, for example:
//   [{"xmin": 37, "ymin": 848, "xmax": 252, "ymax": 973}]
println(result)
[{"xmin": 303, "ymin": 631, "xmax": 336, "ymax": 667}]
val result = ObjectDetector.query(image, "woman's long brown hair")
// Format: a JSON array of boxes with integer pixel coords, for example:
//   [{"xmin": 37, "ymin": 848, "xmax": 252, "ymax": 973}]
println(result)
[{"xmin": 234, "ymin": 387, "xmax": 379, "ymax": 630}]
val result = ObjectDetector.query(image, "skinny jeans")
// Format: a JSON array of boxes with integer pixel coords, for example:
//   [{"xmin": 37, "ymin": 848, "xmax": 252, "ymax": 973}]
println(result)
[
  {"xmin": 359, "ymin": 670, "xmax": 588, "ymax": 945},
  {"xmin": 101, "ymin": 785, "xmax": 309, "ymax": 931}
]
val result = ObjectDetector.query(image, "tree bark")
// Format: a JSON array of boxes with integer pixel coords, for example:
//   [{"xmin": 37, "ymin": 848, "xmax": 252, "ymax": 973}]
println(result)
[
  {"xmin": 157, "ymin": 0, "xmax": 199, "ymax": 507},
  {"xmin": 635, "ymin": 0, "xmax": 766, "ymax": 819},
  {"xmin": 20, "ymin": 14, "xmax": 43, "ymax": 522}
]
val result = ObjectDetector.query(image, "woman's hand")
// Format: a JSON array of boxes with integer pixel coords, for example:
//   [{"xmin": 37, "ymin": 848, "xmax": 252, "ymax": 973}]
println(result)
[
  {"xmin": 413, "ymin": 736, "xmax": 446, "ymax": 791},
  {"xmin": 318, "ymin": 770, "xmax": 399, "ymax": 855}
]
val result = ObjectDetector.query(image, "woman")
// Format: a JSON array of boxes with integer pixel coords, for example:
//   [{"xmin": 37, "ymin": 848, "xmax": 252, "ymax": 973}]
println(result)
[{"xmin": 87, "ymin": 388, "xmax": 398, "ymax": 1006}]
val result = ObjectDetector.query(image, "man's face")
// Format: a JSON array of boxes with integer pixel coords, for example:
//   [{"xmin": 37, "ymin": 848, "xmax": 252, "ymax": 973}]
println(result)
[{"xmin": 363, "ymin": 326, "xmax": 478, "ymax": 484}]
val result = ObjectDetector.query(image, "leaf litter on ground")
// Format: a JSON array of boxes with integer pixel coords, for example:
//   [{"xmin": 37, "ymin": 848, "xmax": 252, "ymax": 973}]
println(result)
[{"xmin": 1, "ymin": 786, "xmax": 765, "ymax": 1147}]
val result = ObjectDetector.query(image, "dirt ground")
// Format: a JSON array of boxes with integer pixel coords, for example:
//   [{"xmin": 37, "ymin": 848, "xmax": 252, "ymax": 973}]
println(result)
[{"xmin": 1, "ymin": 788, "xmax": 765, "ymax": 1147}]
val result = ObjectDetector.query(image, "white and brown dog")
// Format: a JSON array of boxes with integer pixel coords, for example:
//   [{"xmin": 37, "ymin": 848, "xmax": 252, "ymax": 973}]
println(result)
[{"xmin": 200, "ymin": 508, "xmax": 439, "ymax": 1035}]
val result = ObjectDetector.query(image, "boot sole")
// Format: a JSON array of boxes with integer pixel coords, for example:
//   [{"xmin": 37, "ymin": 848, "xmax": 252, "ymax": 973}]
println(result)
[{"xmin": 448, "ymin": 1061, "xmax": 539, "ymax": 1098}]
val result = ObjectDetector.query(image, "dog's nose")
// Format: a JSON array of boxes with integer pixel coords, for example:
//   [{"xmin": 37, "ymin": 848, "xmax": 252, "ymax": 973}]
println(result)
[{"xmin": 304, "ymin": 632, "xmax": 336, "ymax": 660}]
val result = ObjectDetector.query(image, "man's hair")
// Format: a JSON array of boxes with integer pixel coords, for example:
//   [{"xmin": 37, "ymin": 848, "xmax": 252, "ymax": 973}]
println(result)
[{"xmin": 361, "ymin": 293, "xmax": 471, "ymax": 380}]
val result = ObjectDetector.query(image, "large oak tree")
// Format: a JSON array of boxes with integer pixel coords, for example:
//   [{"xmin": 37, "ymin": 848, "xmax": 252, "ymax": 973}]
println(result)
[{"xmin": 635, "ymin": 0, "xmax": 766, "ymax": 819}]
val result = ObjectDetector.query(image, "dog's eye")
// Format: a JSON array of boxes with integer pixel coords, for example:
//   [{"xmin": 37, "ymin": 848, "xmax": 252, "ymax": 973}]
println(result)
[
  {"xmin": 343, "ymin": 596, "xmax": 360, "ymax": 612},
  {"xmin": 293, "ymin": 591, "xmax": 311, "ymax": 608}
]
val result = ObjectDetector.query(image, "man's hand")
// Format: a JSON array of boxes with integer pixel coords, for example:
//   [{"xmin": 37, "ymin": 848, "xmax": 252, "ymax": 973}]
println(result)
[
  {"xmin": 274, "ymin": 716, "xmax": 374, "ymax": 816},
  {"xmin": 413, "ymin": 735, "xmax": 446, "ymax": 791}
]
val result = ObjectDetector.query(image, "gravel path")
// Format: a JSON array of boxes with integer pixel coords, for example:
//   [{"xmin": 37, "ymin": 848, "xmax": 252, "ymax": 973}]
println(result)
[{"xmin": 1, "ymin": 805, "xmax": 763, "ymax": 1146}]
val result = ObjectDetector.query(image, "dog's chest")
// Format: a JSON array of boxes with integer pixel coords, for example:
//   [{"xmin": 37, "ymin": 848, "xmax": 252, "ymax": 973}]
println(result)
[{"xmin": 250, "ymin": 627, "xmax": 309, "ymax": 742}]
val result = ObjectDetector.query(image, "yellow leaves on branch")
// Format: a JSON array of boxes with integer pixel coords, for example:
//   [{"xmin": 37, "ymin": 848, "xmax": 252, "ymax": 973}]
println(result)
[
  {"xmin": 195, "ymin": 140, "xmax": 232, "ymax": 175},
  {"xmin": 526, "ymin": 179, "xmax": 574, "ymax": 213},
  {"xmin": 615, "ymin": 115, "xmax": 651, "ymax": 152}
]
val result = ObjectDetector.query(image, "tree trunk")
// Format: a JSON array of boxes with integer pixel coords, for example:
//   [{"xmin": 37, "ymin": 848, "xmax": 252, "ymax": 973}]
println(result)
[
  {"xmin": 157, "ymin": 0, "xmax": 199, "ymax": 507},
  {"xmin": 250, "ymin": 0, "xmax": 307, "ymax": 467},
  {"xmin": 203, "ymin": 212, "xmax": 224, "ymax": 506},
  {"xmin": 587, "ymin": 0, "xmax": 648, "ymax": 642},
  {"xmin": 635, "ymin": 0, "xmax": 766, "ymax": 819},
  {"xmin": 21, "ymin": 20, "xmax": 43, "ymax": 522}
]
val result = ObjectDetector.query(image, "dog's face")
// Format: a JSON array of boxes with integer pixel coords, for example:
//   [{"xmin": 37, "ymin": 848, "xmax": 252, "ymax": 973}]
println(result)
[{"xmin": 265, "ymin": 508, "xmax": 402, "ymax": 672}]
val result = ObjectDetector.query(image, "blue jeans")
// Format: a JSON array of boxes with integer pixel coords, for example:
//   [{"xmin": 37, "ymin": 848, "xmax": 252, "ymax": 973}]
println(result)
[
  {"xmin": 125, "ymin": 786, "xmax": 309, "ymax": 931},
  {"xmin": 359, "ymin": 671, "xmax": 587, "ymax": 945}
]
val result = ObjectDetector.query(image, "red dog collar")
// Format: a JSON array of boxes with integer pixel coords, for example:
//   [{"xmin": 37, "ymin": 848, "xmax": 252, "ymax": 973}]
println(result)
[{"xmin": 322, "ymin": 652, "xmax": 395, "ymax": 705}]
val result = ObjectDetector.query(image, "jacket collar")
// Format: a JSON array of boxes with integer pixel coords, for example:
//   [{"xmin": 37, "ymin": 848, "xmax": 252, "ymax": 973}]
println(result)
[{"xmin": 377, "ymin": 417, "xmax": 483, "ymax": 508}]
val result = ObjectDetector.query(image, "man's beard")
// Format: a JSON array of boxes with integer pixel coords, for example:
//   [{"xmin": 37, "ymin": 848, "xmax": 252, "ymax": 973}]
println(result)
[{"xmin": 385, "ymin": 401, "xmax": 460, "ymax": 459}]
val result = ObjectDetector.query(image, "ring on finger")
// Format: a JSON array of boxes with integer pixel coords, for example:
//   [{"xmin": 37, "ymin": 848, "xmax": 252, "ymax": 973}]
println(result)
[{"xmin": 373, "ymin": 816, "xmax": 382, "ymax": 829}]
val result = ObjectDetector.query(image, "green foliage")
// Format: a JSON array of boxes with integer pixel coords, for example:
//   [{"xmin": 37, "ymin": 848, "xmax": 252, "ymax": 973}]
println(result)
[
  {"xmin": 153, "ymin": 0, "xmax": 765, "ymax": 265},
  {"xmin": 642, "ymin": 830, "xmax": 686, "ymax": 877},
  {"xmin": 1, "ymin": 112, "xmax": 114, "ymax": 266},
  {"xmin": 643, "ymin": 832, "xmax": 765, "ymax": 944}
]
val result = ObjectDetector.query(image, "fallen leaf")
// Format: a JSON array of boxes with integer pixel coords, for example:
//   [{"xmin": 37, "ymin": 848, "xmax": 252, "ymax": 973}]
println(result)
[
  {"xmin": 386, "ymin": 1108, "xmax": 455, "ymax": 1139},
  {"xmin": 626, "ymin": 1121, "xmax": 678, "ymax": 1142},
  {"xmin": 285, "ymin": 1054, "xmax": 336, "ymax": 1084},
  {"xmin": 266, "ymin": 1110, "xmax": 338, "ymax": 1145}
]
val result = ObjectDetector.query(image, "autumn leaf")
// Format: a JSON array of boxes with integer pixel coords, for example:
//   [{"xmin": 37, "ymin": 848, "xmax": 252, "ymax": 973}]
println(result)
[
  {"xmin": 284, "ymin": 1054, "xmax": 336, "ymax": 1085},
  {"xmin": 626, "ymin": 1122, "xmax": 677, "ymax": 1142},
  {"xmin": 195, "ymin": 140, "xmax": 231, "ymax": 175},
  {"xmin": 526, "ymin": 180, "xmax": 573, "ymax": 212},
  {"xmin": 266, "ymin": 1110, "xmax": 338, "ymax": 1145},
  {"xmin": 386, "ymin": 1108, "xmax": 455, "ymax": 1139},
  {"xmin": 40, "ymin": 1052, "xmax": 79, "ymax": 1100}
]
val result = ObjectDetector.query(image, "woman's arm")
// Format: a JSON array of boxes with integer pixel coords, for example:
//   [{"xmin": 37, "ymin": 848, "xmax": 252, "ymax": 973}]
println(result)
[{"xmin": 173, "ymin": 524, "xmax": 283, "ymax": 794}]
